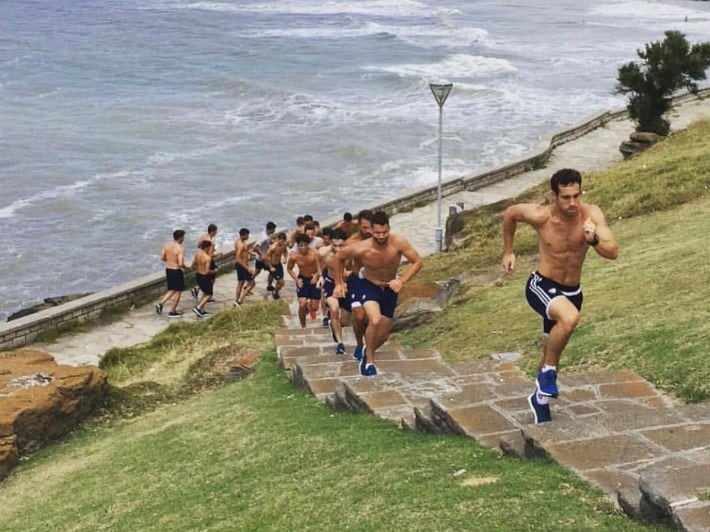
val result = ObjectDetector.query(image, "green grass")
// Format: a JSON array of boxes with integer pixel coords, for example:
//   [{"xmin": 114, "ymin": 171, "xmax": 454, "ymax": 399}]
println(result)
[{"xmin": 4, "ymin": 118, "xmax": 710, "ymax": 530}]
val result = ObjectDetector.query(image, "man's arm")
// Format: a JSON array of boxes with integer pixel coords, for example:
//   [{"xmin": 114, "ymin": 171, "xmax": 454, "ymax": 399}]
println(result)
[
  {"xmin": 584, "ymin": 205, "xmax": 618, "ymax": 260},
  {"xmin": 501, "ymin": 203, "xmax": 546, "ymax": 274},
  {"xmin": 388, "ymin": 236, "xmax": 422, "ymax": 294}
]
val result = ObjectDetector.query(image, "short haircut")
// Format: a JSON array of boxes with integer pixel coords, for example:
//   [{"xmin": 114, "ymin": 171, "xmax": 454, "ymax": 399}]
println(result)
[
  {"xmin": 371, "ymin": 211, "xmax": 389, "ymax": 226},
  {"xmin": 357, "ymin": 209, "xmax": 374, "ymax": 223},
  {"xmin": 303, "ymin": 214, "xmax": 314, "ymax": 222},
  {"xmin": 550, "ymin": 168, "xmax": 582, "ymax": 194},
  {"xmin": 331, "ymin": 228, "xmax": 347, "ymax": 241},
  {"xmin": 296, "ymin": 216, "xmax": 305, "ymax": 225},
  {"xmin": 343, "ymin": 212, "xmax": 353, "ymax": 222},
  {"xmin": 295, "ymin": 233, "xmax": 310, "ymax": 245},
  {"xmin": 199, "ymin": 240, "xmax": 212, "ymax": 250},
  {"xmin": 266, "ymin": 221, "xmax": 276, "ymax": 231},
  {"xmin": 173, "ymin": 229, "xmax": 186, "ymax": 240},
  {"xmin": 276, "ymin": 232, "xmax": 287, "ymax": 241},
  {"xmin": 207, "ymin": 223, "xmax": 217, "ymax": 233},
  {"xmin": 239, "ymin": 228, "xmax": 250, "ymax": 237},
  {"xmin": 321, "ymin": 227, "xmax": 333, "ymax": 238}
]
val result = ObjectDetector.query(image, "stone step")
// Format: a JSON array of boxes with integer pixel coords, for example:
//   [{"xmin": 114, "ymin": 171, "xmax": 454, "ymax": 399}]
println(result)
[{"xmin": 277, "ymin": 305, "xmax": 710, "ymax": 530}]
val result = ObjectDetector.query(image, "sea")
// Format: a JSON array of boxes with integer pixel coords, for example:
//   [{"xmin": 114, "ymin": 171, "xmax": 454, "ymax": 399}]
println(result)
[{"xmin": 2, "ymin": 0, "xmax": 710, "ymax": 321}]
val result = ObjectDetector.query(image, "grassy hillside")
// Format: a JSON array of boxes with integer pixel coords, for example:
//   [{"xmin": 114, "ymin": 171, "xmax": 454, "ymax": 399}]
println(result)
[
  {"xmin": 401, "ymin": 118, "xmax": 710, "ymax": 403},
  {"xmin": 2, "ymin": 118, "xmax": 709, "ymax": 531}
]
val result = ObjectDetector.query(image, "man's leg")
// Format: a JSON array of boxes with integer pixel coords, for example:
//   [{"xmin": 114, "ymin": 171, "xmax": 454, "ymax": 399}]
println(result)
[
  {"xmin": 297, "ymin": 297, "xmax": 308, "ymax": 328},
  {"xmin": 544, "ymin": 297, "xmax": 581, "ymax": 367}
]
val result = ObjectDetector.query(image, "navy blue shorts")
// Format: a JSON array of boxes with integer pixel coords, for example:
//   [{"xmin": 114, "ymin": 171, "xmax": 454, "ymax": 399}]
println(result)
[
  {"xmin": 297, "ymin": 275, "xmax": 321, "ymax": 300},
  {"xmin": 195, "ymin": 273, "xmax": 213, "ymax": 296},
  {"xmin": 165, "ymin": 268, "xmax": 184, "ymax": 291},
  {"xmin": 526, "ymin": 271, "xmax": 583, "ymax": 334},
  {"xmin": 255, "ymin": 258, "xmax": 267, "ymax": 271},
  {"xmin": 322, "ymin": 273, "xmax": 348, "ymax": 309},
  {"xmin": 347, "ymin": 273, "xmax": 365, "ymax": 311},
  {"xmin": 270, "ymin": 263, "xmax": 284, "ymax": 281},
  {"xmin": 359, "ymin": 277, "xmax": 398, "ymax": 319},
  {"xmin": 235, "ymin": 263, "xmax": 253, "ymax": 281}
]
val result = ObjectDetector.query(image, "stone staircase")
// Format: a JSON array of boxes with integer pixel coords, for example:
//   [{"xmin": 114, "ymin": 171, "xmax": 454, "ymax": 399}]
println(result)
[{"xmin": 274, "ymin": 318, "xmax": 710, "ymax": 531}]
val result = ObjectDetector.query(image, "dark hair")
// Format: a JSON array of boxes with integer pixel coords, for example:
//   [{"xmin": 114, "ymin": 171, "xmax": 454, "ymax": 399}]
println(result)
[
  {"xmin": 266, "ymin": 221, "xmax": 276, "ymax": 231},
  {"xmin": 303, "ymin": 214, "xmax": 314, "ymax": 222},
  {"xmin": 371, "ymin": 211, "xmax": 389, "ymax": 226},
  {"xmin": 239, "ymin": 228, "xmax": 250, "ymax": 237},
  {"xmin": 550, "ymin": 168, "xmax": 582, "ymax": 194},
  {"xmin": 295, "ymin": 233, "xmax": 310, "ymax": 245},
  {"xmin": 357, "ymin": 209, "xmax": 373, "ymax": 222},
  {"xmin": 276, "ymin": 232, "xmax": 287, "ymax": 241},
  {"xmin": 173, "ymin": 229, "xmax": 185, "ymax": 240},
  {"xmin": 296, "ymin": 216, "xmax": 305, "ymax": 225},
  {"xmin": 343, "ymin": 212, "xmax": 353, "ymax": 222},
  {"xmin": 199, "ymin": 240, "xmax": 212, "ymax": 250},
  {"xmin": 207, "ymin": 223, "xmax": 217, "ymax": 233},
  {"xmin": 321, "ymin": 227, "xmax": 333, "ymax": 238},
  {"xmin": 331, "ymin": 228, "xmax": 347, "ymax": 241}
]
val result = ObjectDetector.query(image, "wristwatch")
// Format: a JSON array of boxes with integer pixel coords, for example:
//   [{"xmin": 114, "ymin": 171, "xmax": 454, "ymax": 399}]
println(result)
[{"xmin": 587, "ymin": 234, "xmax": 600, "ymax": 246}]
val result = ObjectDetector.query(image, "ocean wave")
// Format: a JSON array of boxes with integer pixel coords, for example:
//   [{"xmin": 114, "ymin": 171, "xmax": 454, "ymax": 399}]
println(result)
[
  {"xmin": 363, "ymin": 53, "xmax": 516, "ymax": 81},
  {"xmin": 171, "ymin": 0, "xmax": 459, "ymax": 18}
]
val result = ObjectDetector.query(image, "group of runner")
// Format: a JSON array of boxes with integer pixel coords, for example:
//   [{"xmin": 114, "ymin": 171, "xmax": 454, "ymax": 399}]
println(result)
[{"xmin": 156, "ymin": 167, "xmax": 618, "ymax": 422}]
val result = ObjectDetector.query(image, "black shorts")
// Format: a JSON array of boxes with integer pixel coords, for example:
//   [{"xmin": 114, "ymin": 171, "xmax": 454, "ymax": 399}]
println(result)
[
  {"xmin": 525, "ymin": 271, "xmax": 583, "ymax": 334},
  {"xmin": 196, "ymin": 273, "xmax": 213, "ymax": 296},
  {"xmin": 165, "ymin": 268, "xmax": 184, "ymax": 292}
]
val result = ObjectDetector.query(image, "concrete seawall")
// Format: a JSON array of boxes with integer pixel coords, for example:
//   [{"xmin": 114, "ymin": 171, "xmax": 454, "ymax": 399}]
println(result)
[{"xmin": 2, "ymin": 88, "xmax": 709, "ymax": 352}]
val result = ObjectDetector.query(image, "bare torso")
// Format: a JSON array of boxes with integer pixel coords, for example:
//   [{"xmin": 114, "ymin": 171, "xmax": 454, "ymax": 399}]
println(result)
[{"xmin": 288, "ymin": 248, "xmax": 320, "ymax": 278}]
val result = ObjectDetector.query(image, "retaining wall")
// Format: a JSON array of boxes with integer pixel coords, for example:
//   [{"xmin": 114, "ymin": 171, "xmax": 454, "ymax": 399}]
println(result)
[{"xmin": 2, "ymin": 89, "xmax": 707, "ymax": 351}]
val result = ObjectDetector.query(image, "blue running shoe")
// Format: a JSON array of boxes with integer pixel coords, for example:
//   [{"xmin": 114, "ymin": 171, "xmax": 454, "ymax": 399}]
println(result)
[
  {"xmin": 527, "ymin": 392, "xmax": 551, "ymax": 424},
  {"xmin": 353, "ymin": 345, "xmax": 364, "ymax": 361},
  {"xmin": 536, "ymin": 369, "xmax": 559, "ymax": 397},
  {"xmin": 335, "ymin": 343, "xmax": 346, "ymax": 355},
  {"xmin": 359, "ymin": 347, "xmax": 367, "ymax": 374},
  {"xmin": 361, "ymin": 362, "xmax": 378, "ymax": 377}
]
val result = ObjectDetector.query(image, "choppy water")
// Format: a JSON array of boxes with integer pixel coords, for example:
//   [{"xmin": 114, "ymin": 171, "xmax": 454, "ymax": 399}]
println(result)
[{"xmin": 2, "ymin": 0, "xmax": 710, "ymax": 320}]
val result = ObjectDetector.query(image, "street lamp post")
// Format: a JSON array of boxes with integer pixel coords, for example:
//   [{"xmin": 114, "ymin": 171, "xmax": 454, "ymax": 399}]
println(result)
[{"xmin": 429, "ymin": 82, "xmax": 452, "ymax": 252}]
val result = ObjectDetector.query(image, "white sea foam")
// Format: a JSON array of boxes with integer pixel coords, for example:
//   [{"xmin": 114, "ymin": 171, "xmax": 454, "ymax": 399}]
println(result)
[
  {"xmin": 0, "ymin": 180, "xmax": 92, "ymax": 220},
  {"xmin": 175, "ymin": 0, "xmax": 458, "ymax": 18},
  {"xmin": 363, "ymin": 53, "xmax": 516, "ymax": 81}
]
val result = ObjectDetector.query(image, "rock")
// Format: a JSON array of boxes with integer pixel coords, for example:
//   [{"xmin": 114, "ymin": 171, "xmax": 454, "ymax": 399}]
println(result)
[
  {"xmin": 394, "ymin": 280, "xmax": 461, "ymax": 331},
  {"xmin": 619, "ymin": 140, "xmax": 648, "ymax": 158},
  {"xmin": 620, "ymin": 131, "xmax": 664, "ymax": 159},
  {"xmin": 7, "ymin": 293, "xmax": 93, "ymax": 321},
  {"xmin": 630, "ymin": 131, "xmax": 663, "ymax": 144},
  {"xmin": 0, "ymin": 348, "xmax": 107, "ymax": 481}
]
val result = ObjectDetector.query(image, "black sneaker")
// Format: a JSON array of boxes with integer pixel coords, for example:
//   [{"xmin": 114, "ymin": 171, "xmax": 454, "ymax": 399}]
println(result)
[
  {"xmin": 190, "ymin": 287, "xmax": 199, "ymax": 300},
  {"xmin": 167, "ymin": 311, "xmax": 182, "ymax": 318},
  {"xmin": 192, "ymin": 307, "xmax": 205, "ymax": 318},
  {"xmin": 322, "ymin": 316, "xmax": 330, "ymax": 327},
  {"xmin": 155, "ymin": 303, "xmax": 163, "ymax": 315},
  {"xmin": 266, "ymin": 285, "xmax": 274, "ymax": 292},
  {"xmin": 335, "ymin": 343, "xmax": 346, "ymax": 355}
]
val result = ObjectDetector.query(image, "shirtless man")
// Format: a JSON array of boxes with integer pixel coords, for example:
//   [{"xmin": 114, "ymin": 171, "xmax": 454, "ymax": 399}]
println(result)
[
  {"xmin": 253, "ymin": 221, "xmax": 276, "ymax": 292},
  {"xmin": 287, "ymin": 233, "xmax": 323, "ymax": 328},
  {"xmin": 234, "ymin": 228, "xmax": 255, "ymax": 307},
  {"xmin": 192, "ymin": 223, "xmax": 221, "ymax": 300},
  {"xmin": 263, "ymin": 232, "xmax": 289, "ymax": 300},
  {"xmin": 502, "ymin": 168, "xmax": 618, "ymax": 424},
  {"xmin": 320, "ymin": 229, "xmax": 349, "ymax": 354},
  {"xmin": 335, "ymin": 212, "xmax": 357, "ymax": 236},
  {"xmin": 334, "ymin": 211, "xmax": 422, "ymax": 376},
  {"xmin": 343, "ymin": 209, "xmax": 374, "ymax": 361},
  {"xmin": 191, "ymin": 240, "xmax": 217, "ymax": 318},
  {"xmin": 156, "ymin": 229, "xmax": 189, "ymax": 318}
]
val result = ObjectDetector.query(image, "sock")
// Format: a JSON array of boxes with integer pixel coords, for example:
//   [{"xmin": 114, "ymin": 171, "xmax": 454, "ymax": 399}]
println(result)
[
  {"xmin": 536, "ymin": 392, "xmax": 549, "ymax": 405},
  {"xmin": 541, "ymin": 364, "xmax": 557, "ymax": 373}
]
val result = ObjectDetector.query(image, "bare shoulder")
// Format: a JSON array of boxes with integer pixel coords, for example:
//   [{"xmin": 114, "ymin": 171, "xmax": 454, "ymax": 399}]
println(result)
[{"xmin": 506, "ymin": 202, "xmax": 549, "ymax": 225}]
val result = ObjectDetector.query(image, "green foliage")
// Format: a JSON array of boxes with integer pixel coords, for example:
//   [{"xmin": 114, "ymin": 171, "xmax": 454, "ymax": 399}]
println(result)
[{"xmin": 616, "ymin": 30, "xmax": 710, "ymax": 135}]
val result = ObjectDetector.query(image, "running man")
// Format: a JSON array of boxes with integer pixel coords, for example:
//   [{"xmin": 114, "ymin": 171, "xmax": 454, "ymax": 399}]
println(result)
[
  {"xmin": 334, "ymin": 211, "xmax": 422, "ymax": 376},
  {"xmin": 320, "ymin": 228, "xmax": 349, "ymax": 354},
  {"xmin": 192, "ymin": 223, "xmax": 221, "ymax": 300},
  {"xmin": 287, "ymin": 233, "xmax": 323, "ymax": 328},
  {"xmin": 191, "ymin": 239, "xmax": 217, "ymax": 318},
  {"xmin": 502, "ymin": 168, "xmax": 618, "ymax": 424},
  {"xmin": 263, "ymin": 232, "xmax": 289, "ymax": 300},
  {"xmin": 253, "ymin": 221, "xmax": 276, "ymax": 292},
  {"xmin": 156, "ymin": 229, "xmax": 189, "ymax": 318},
  {"xmin": 234, "ymin": 228, "xmax": 255, "ymax": 307}
]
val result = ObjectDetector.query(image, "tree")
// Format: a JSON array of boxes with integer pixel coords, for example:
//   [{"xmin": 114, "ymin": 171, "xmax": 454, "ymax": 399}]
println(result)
[{"xmin": 616, "ymin": 30, "xmax": 710, "ymax": 135}]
